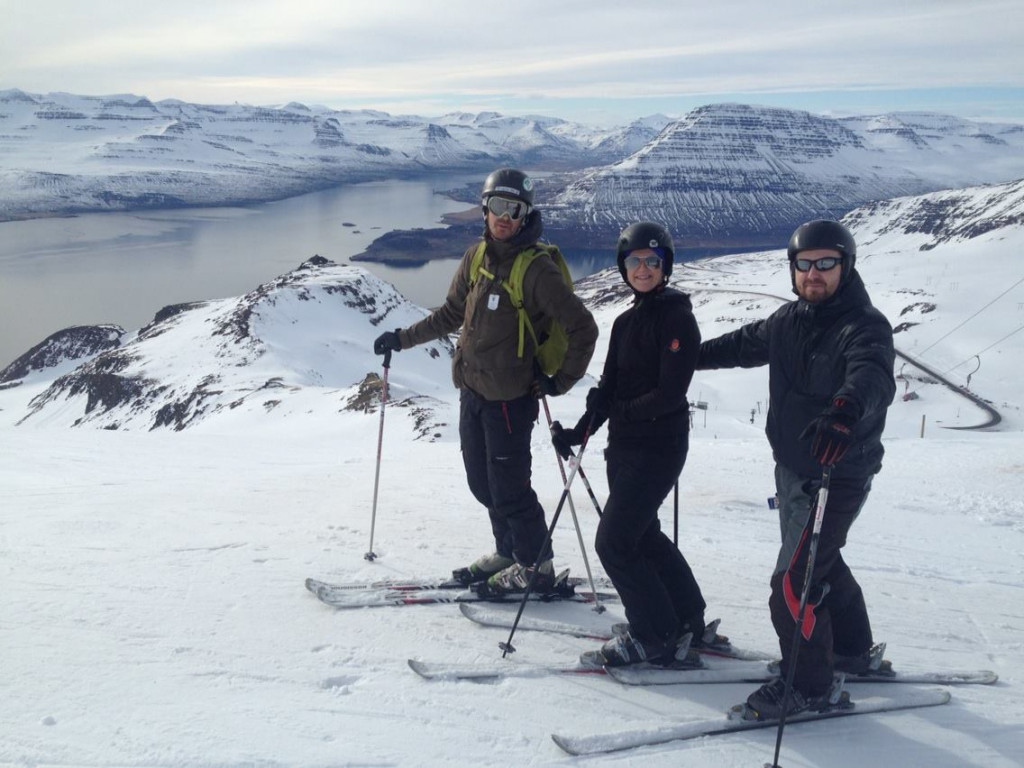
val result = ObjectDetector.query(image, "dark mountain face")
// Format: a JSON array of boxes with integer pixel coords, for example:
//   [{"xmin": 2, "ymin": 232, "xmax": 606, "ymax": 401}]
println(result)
[
  {"xmin": 0, "ymin": 325, "xmax": 124, "ymax": 384},
  {"xmin": 545, "ymin": 103, "xmax": 1024, "ymax": 248}
]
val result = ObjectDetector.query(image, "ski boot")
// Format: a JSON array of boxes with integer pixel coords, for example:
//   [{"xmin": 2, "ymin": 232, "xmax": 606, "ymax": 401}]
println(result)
[
  {"xmin": 473, "ymin": 560, "xmax": 556, "ymax": 598},
  {"xmin": 736, "ymin": 675, "xmax": 851, "ymax": 721},
  {"xmin": 449, "ymin": 553, "xmax": 514, "ymax": 587},
  {"xmin": 835, "ymin": 642, "xmax": 894, "ymax": 677},
  {"xmin": 581, "ymin": 631, "xmax": 702, "ymax": 669}
]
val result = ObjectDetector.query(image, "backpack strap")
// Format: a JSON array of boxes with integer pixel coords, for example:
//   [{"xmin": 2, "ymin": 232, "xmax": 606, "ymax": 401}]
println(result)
[{"xmin": 469, "ymin": 241, "xmax": 543, "ymax": 361}]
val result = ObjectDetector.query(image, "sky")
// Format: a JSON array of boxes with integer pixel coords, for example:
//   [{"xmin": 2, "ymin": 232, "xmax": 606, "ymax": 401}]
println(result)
[{"xmin": 2, "ymin": 0, "xmax": 1023, "ymax": 126}]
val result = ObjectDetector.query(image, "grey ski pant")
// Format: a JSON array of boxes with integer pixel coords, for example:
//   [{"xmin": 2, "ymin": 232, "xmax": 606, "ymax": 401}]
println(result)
[{"xmin": 770, "ymin": 463, "xmax": 874, "ymax": 696}]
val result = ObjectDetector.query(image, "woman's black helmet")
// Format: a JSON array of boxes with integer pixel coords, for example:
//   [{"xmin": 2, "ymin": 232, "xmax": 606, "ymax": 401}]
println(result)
[
  {"xmin": 787, "ymin": 219, "xmax": 857, "ymax": 280},
  {"xmin": 481, "ymin": 168, "xmax": 534, "ymax": 216},
  {"xmin": 616, "ymin": 221, "xmax": 675, "ymax": 281}
]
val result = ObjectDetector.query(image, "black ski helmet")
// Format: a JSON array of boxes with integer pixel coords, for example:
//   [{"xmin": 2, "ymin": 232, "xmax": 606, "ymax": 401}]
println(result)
[
  {"xmin": 616, "ymin": 221, "xmax": 675, "ymax": 282},
  {"xmin": 481, "ymin": 168, "xmax": 534, "ymax": 216},
  {"xmin": 787, "ymin": 219, "xmax": 857, "ymax": 282}
]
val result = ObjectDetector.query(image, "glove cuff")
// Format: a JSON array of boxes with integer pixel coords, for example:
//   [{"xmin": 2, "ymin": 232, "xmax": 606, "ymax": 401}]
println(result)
[{"xmin": 830, "ymin": 396, "xmax": 861, "ymax": 422}]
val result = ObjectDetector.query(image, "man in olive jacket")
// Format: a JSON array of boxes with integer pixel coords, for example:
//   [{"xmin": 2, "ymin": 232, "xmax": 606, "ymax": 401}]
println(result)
[
  {"xmin": 374, "ymin": 168, "xmax": 598, "ymax": 595},
  {"xmin": 697, "ymin": 219, "xmax": 895, "ymax": 720}
]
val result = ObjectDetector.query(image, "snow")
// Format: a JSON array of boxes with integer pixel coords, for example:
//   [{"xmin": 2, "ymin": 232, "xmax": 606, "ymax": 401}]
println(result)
[{"xmin": 2, "ymin": 188, "xmax": 1024, "ymax": 766}]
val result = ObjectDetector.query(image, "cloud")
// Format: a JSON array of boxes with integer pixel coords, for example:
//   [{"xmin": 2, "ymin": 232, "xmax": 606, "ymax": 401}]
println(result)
[{"xmin": 3, "ymin": 0, "xmax": 1022, "ymax": 121}]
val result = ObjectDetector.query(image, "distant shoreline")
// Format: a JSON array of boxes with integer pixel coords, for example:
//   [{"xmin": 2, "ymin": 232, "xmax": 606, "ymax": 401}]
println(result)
[{"xmin": 349, "ymin": 207, "xmax": 779, "ymax": 267}]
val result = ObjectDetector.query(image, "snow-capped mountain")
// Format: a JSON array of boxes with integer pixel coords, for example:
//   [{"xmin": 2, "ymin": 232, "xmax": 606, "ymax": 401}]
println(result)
[
  {"xmin": 0, "ymin": 90, "xmax": 609, "ymax": 219},
  {"xmin": 547, "ymin": 103, "xmax": 1024, "ymax": 246},
  {"xmin": 6, "ymin": 89, "xmax": 1024, "ymax": 239},
  {"xmin": 3, "ymin": 177, "xmax": 1022, "ymax": 435},
  {"xmin": 4, "ymin": 257, "xmax": 453, "ymax": 433}
]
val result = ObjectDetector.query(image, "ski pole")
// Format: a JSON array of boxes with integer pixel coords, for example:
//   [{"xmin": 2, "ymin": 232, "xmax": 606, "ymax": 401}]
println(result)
[
  {"xmin": 499, "ymin": 414, "xmax": 598, "ymax": 657},
  {"xmin": 673, "ymin": 480, "xmax": 679, "ymax": 546},
  {"xmin": 541, "ymin": 397, "xmax": 604, "ymax": 612},
  {"xmin": 768, "ymin": 466, "xmax": 832, "ymax": 768},
  {"xmin": 364, "ymin": 349, "xmax": 392, "ymax": 561}
]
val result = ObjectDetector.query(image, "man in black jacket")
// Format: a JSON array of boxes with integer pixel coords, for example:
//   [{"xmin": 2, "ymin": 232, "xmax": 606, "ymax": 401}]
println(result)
[{"xmin": 697, "ymin": 219, "xmax": 896, "ymax": 718}]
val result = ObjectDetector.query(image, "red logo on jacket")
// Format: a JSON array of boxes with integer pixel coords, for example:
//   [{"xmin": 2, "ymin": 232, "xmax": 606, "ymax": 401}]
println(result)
[{"xmin": 668, "ymin": 338, "xmax": 680, "ymax": 353}]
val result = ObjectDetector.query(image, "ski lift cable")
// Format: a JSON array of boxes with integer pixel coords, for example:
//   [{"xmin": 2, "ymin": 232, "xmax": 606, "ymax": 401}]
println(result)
[
  {"xmin": 917, "ymin": 275, "xmax": 1024, "ymax": 357},
  {"xmin": 942, "ymin": 323, "xmax": 1024, "ymax": 375}
]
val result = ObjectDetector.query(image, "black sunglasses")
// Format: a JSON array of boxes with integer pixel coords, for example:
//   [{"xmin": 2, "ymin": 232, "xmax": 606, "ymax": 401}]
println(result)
[
  {"xmin": 486, "ymin": 196, "xmax": 530, "ymax": 221},
  {"xmin": 794, "ymin": 256, "xmax": 842, "ymax": 272}
]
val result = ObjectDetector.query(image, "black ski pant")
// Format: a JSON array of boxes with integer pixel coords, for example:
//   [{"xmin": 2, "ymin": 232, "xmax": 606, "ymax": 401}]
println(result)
[
  {"xmin": 595, "ymin": 436, "xmax": 706, "ymax": 646},
  {"xmin": 770, "ymin": 464, "xmax": 874, "ymax": 696},
  {"xmin": 459, "ymin": 388, "xmax": 552, "ymax": 566}
]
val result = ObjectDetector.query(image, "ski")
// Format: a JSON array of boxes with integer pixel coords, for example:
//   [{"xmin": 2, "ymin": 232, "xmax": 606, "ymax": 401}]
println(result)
[
  {"xmin": 408, "ymin": 658, "xmax": 609, "ymax": 681},
  {"xmin": 408, "ymin": 648, "xmax": 995, "ymax": 686},
  {"xmin": 458, "ymin": 603, "xmax": 774, "ymax": 661},
  {"xmin": 304, "ymin": 577, "xmax": 466, "ymax": 592},
  {"xmin": 551, "ymin": 688, "xmax": 952, "ymax": 756},
  {"xmin": 305, "ymin": 576, "xmax": 617, "ymax": 610},
  {"xmin": 303, "ymin": 573, "xmax": 614, "ymax": 592},
  {"xmin": 408, "ymin": 653, "xmax": 704, "ymax": 682},
  {"xmin": 606, "ymin": 662, "xmax": 998, "ymax": 686}
]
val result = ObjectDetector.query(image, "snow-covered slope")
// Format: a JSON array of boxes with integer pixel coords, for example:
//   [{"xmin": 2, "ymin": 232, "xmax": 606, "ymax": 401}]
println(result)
[
  {"xmin": 1, "ymin": 179, "xmax": 1022, "ymax": 767},
  {"xmin": 2, "ymin": 257, "xmax": 453, "ymax": 434}
]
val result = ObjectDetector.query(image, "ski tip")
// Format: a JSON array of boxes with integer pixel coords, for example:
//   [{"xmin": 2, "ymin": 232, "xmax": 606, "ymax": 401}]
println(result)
[
  {"xmin": 407, "ymin": 659, "xmax": 434, "ymax": 679},
  {"xmin": 551, "ymin": 734, "xmax": 581, "ymax": 756}
]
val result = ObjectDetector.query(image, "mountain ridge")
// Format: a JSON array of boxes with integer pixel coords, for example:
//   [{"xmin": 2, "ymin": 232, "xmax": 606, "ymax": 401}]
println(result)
[{"xmin": 3, "ymin": 90, "xmax": 1023, "ymax": 247}]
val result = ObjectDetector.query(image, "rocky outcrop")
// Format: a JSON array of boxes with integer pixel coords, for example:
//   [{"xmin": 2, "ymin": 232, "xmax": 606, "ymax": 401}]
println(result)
[{"xmin": 0, "ymin": 325, "xmax": 124, "ymax": 384}]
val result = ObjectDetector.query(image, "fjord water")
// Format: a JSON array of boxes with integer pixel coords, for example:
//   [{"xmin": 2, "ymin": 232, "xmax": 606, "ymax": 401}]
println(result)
[{"xmin": 0, "ymin": 177, "xmax": 478, "ymax": 368}]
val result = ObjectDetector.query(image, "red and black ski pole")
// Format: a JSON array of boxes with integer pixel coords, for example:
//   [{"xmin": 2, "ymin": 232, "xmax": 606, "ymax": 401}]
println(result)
[{"xmin": 767, "ymin": 465, "xmax": 832, "ymax": 768}]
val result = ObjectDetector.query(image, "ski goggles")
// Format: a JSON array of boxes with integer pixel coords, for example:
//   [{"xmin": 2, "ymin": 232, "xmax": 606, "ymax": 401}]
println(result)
[
  {"xmin": 486, "ymin": 195, "xmax": 530, "ymax": 221},
  {"xmin": 623, "ymin": 253, "xmax": 664, "ymax": 270},
  {"xmin": 794, "ymin": 256, "xmax": 843, "ymax": 272}
]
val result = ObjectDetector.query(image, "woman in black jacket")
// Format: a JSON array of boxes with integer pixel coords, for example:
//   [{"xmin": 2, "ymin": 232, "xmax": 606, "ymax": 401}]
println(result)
[{"xmin": 552, "ymin": 222, "xmax": 718, "ymax": 667}]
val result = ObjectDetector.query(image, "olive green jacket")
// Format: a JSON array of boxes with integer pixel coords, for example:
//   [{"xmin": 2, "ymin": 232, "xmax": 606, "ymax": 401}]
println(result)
[{"xmin": 399, "ymin": 213, "xmax": 598, "ymax": 402}]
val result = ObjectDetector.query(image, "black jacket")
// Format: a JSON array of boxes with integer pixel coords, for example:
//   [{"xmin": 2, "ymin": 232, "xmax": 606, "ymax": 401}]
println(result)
[
  {"xmin": 698, "ymin": 270, "xmax": 895, "ymax": 480},
  {"xmin": 587, "ymin": 286, "xmax": 700, "ymax": 446}
]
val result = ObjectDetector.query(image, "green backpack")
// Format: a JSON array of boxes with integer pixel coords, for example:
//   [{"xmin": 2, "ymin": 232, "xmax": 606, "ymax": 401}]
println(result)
[{"xmin": 469, "ymin": 241, "xmax": 574, "ymax": 376}]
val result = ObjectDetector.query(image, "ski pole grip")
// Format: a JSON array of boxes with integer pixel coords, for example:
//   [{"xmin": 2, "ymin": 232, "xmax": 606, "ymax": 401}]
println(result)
[{"xmin": 383, "ymin": 349, "xmax": 392, "ymax": 369}]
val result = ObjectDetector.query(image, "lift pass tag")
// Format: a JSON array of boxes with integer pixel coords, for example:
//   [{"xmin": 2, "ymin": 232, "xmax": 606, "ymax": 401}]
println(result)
[{"xmin": 488, "ymin": 293, "xmax": 500, "ymax": 310}]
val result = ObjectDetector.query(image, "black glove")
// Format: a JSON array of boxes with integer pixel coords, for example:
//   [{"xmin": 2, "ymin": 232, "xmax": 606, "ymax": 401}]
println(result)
[
  {"xmin": 585, "ymin": 387, "xmax": 612, "ymax": 420},
  {"xmin": 550, "ymin": 420, "xmax": 583, "ymax": 460},
  {"xmin": 800, "ymin": 397, "xmax": 860, "ymax": 466},
  {"xmin": 531, "ymin": 374, "xmax": 559, "ymax": 399},
  {"xmin": 373, "ymin": 329, "xmax": 402, "ymax": 355}
]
